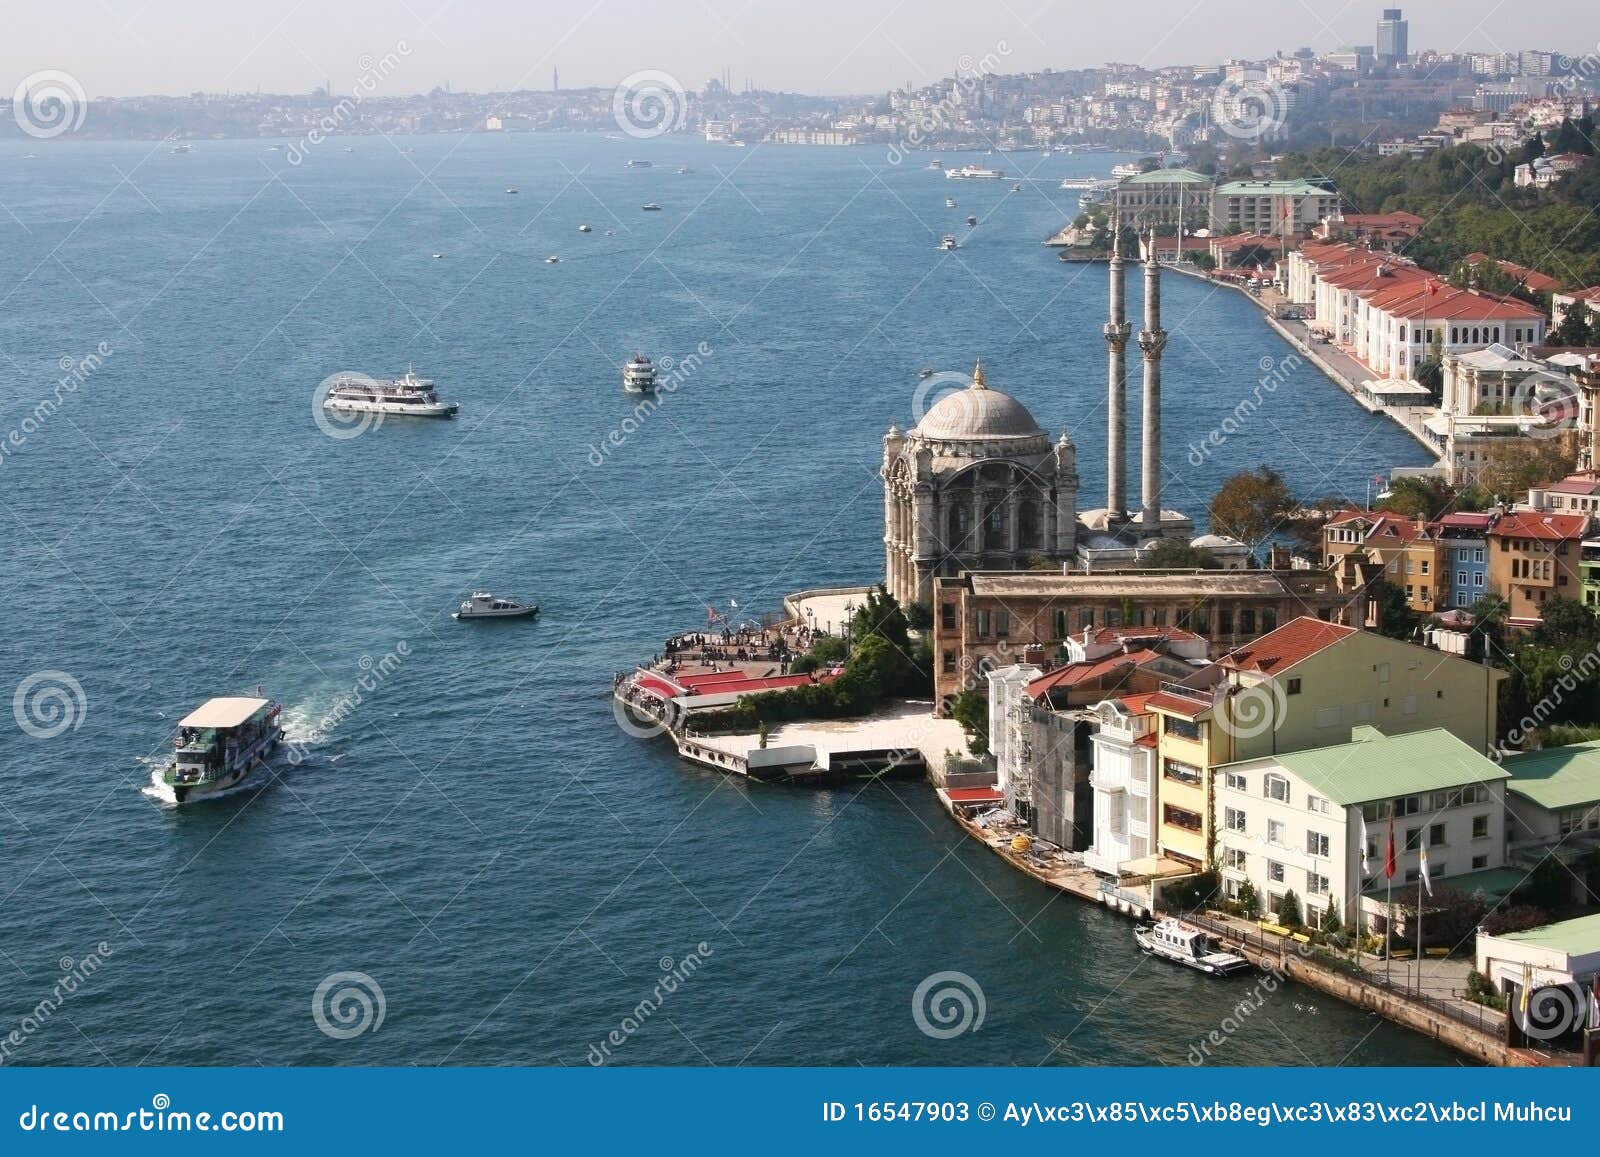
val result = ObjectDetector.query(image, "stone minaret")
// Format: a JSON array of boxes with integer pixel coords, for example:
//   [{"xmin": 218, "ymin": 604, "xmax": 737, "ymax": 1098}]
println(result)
[
  {"xmin": 1138, "ymin": 228, "xmax": 1168, "ymax": 534},
  {"xmin": 1102, "ymin": 216, "xmax": 1130, "ymax": 521}
]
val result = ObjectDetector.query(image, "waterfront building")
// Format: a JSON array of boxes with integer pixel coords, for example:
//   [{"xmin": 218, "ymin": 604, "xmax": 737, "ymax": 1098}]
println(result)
[
  {"xmin": 1552, "ymin": 287, "xmax": 1600, "ymax": 331},
  {"xmin": 1214, "ymin": 726, "xmax": 1508, "ymax": 927},
  {"xmin": 1476, "ymin": 912, "xmax": 1600, "ymax": 1047},
  {"xmin": 1110, "ymin": 168, "xmax": 1212, "ymax": 228},
  {"xmin": 930, "ymin": 569, "xmax": 1373, "ymax": 709},
  {"xmin": 1427, "ymin": 347, "xmax": 1576, "ymax": 483},
  {"xmin": 1144, "ymin": 617, "xmax": 1504, "ymax": 874},
  {"xmin": 1502, "ymin": 741, "xmax": 1600, "ymax": 863},
  {"xmin": 1084, "ymin": 693, "xmax": 1159, "ymax": 874},
  {"xmin": 1210, "ymin": 180, "xmax": 1338, "ymax": 238},
  {"xmin": 1322, "ymin": 510, "xmax": 1445, "ymax": 615},
  {"xmin": 1485, "ymin": 511, "xmax": 1588, "ymax": 627}
]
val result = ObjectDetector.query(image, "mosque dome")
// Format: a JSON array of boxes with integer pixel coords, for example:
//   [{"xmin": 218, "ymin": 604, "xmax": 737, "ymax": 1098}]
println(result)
[{"xmin": 913, "ymin": 362, "xmax": 1046, "ymax": 441}]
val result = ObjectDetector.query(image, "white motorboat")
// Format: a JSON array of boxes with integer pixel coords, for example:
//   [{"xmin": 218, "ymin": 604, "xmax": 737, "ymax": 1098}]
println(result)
[
  {"xmin": 1134, "ymin": 918, "xmax": 1251, "ymax": 976},
  {"xmin": 927, "ymin": 159, "xmax": 944, "ymax": 170},
  {"xmin": 323, "ymin": 368, "xmax": 459, "ymax": 419},
  {"xmin": 641, "ymin": 202, "xmax": 662, "ymax": 212},
  {"xmin": 578, "ymin": 223, "xmax": 593, "ymax": 232},
  {"xmin": 945, "ymin": 197, "xmax": 957, "ymax": 208},
  {"xmin": 545, "ymin": 255, "xmax": 560, "ymax": 264},
  {"xmin": 161, "ymin": 695, "xmax": 284, "ymax": 805},
  {"xmin": 626, "ymin": 158, "xmax": 653, "ymax": 168},
  {"xmin": 454, "ymin": 592, "xmax": 539, "ymax": 620},
  {"xmin": 677, "ymin": 166, "xmax": 694, "ymax": 174},
  {"xmin": 622, "ymin": 354, "xmax": 658, "ymax": 393},
  {"xmin": 505, "ymin": 187, "xmax": 519, "ymax": 194},
  {"xmin": 938, "ymin": 235, "xmax": 959, "ymax": 251}
]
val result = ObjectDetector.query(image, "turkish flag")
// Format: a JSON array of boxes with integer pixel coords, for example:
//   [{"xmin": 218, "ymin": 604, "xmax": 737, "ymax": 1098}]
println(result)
[{"xmin": 1384, "ymin": 816, "xmax": 1397, "ymax": 880}]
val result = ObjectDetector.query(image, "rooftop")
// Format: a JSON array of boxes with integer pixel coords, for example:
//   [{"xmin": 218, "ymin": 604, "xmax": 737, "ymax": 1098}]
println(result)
[
  {"xmin": 1483, "ymin": 911, "xmax": 1600, "ymax": 958},
  {"xmin": 178, "ymin": 697, "xmax": 271, "ymax": 730},
  {"xmin": 1264, "ymin": 727, "xmax": 1509, "ymax": 807},
  {"xmin": 1489, "ymin": 512, "xmax": 1589, "ymax": 541},
  {"xmin": 1215, "ymin": 179, "xmax": 1334, "ymax": 197},
  {"xmin": 1219, "ymin": 616, "xmax": 1356, "ymax": 674},
  {"xmin": 959, "ymin": 569, "xmax": 1345, "ymax": 601},
  {"xmin": 1120, "ymin": 167, "xmax": 1211, "ymax": 185},
  {"xmin": 1501, "ymin": 740, "xmax": 1600, "ymax": 810}
]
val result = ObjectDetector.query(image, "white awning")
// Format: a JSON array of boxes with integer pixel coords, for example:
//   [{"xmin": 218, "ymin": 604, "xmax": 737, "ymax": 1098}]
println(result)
[{"xmin": 179, "ymin": 697, "xmax": 269, "ymax": 729}]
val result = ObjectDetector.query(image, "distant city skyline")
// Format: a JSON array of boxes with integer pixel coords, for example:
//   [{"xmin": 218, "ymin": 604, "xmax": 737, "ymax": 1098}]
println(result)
[{"xmin": 3, "ymin": 0, "xmax": 1591, "ymax": 99}]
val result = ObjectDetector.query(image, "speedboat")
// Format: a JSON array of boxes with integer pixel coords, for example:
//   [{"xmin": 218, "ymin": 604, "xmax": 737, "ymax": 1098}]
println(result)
[
  {"xmin": 505, "ymin": 187, "xmax": 519, "ymax": 194},
  {"xmin": 1134, "ymin": 918, "xmax": 1251, "ymax": 976},
  {"xmin": 927, "ymin": 159, "xmax": 944, "ymax": 170},
  {"xmin": 454, "ymin": 592, "xmax": 539, "ymax": 620},
  {"xmin": 965, "ymin": 215, "xmax": 978, "ymax": 226},
  {"xmin": 323, "ymin": 368, "xmax": 459, "ymax": 419},
  {"xmin": 677, "ymin": 166, "xmax": 694, "ymax": 174},
  {"xmin": 917, "ymin": 367, "xmax": 935, "ymax": 379},
  {"xmin": 578, "ymin": 223, "xmax": 592, "ymax": 232},
  {"xmin": 938, "ymin": 235, "xmax": 959, "ymax": 251},
  {"xmin": 626, "ymin": 158, "xmax": 653, "ymax": 168},
  {"xmin": 641, "ymin": 203, "xmax": 662, "ymax": 211},
  {"xmin": 545, "ymin": 255, "xmax": 560, "ymax": 264},
  {"xmin": 161, "ymin": 695, "xmax": 284, "ymax": 805},
  {"xmin": 1011, "ymin": 183, "xmax": 1022, "ymax": 192},
  {"xmin": 432, "ymin": 252, "xmax": 446, "ymax": 259}
]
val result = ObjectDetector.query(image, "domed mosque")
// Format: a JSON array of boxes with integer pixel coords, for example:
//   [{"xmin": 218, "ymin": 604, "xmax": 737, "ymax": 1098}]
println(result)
[{"xmin": 883, "ymin": 224, "xmax": 1215, "ymax": 607}]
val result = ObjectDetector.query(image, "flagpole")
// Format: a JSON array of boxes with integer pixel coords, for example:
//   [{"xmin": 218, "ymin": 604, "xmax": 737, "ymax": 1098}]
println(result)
[
  {"xmin": 1415, "ymin": 875, "xmax": 1424, "ymax": 994},
  {"xmin": 1385, "ymin": 872, "xmax": 1392, "ymax": 984}
]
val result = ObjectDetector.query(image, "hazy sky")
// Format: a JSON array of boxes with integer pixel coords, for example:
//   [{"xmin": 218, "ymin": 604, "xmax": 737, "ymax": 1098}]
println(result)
[{"xmin": 5, "ymin": 0, "xmax": 1590, "ymax": 98}]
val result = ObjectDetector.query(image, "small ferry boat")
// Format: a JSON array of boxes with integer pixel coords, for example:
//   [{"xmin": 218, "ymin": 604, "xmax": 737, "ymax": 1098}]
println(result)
[
  {"xmin": 1134, "ymin": 918, "xmax": 1251, "ymax": 976},
  {"xmin": 944, "ymin": 197, "xmax": 957, "ymax": 208},
  {"xmin": 431, "ymin": 252, "xmax": 446, "ymax": 259},
  {"xmin": 946, "ymin": 164, "xmax": 1005, "ymax": 180},
  {"xmin": 170, "ymin": 143, "xmax": 192, "ymax": 154},
  {"xmin": 454, "ymin": 592, "xmax": 538, "ymax": 620},
  {"xmin": 578, "ymin": 223, "xmax": 592, "ymax": 232},
  {"xmin": 927, "ymin": 159, "xmax": 944, "ymax": 170},
  {"xmin": 1058, "ymin": 176, "xmax": 1104, "ymax": 190},
  {"xmin": 162, "ymin": 696, "xmax": 284, "ymax": 804},
  {"xmin": 626, "ymin": 158, "xmax": 653, "ymax": 168},
  {"xmin": 1111, "ymin": 161, "xmax": 1145, "ymax": 179},
  {"xmin": 323, "ymin": 369, "xmax": 459, "ymax": 419},
  {"xmin": 622, "ymin": 354, "xmax": 658, "ymax": 393},
  {"xmin": 1078, "ymin": 180, "xmax": 1118, "ymax": 208},
  {"xmin": 641, "ymin": 202, "xmax": 662, "ymax": 211},
  {"xmin": 938, "ymin": 235, "xmax": 959, "ymax": 251}
]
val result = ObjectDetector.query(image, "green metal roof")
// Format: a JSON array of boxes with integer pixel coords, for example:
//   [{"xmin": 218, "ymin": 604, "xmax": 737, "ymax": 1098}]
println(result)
[
  {"xmin": 1501, "ymin": 741, "xmax": 1600, "ymax": 811},
  {"xmin": 1214, "ymin": 180, "xmax": 1334, "ymax": 197},
  {"xmin": 1264, "ymin": 727, "xmax": 1509, "ymax": 806},
  {"xmin": 1120, "ymin": 167, "xmax": 1212, "ymax": 185},
  {"xmin": 1487, "ymin": 911, "xmax": 1600, "ymax": 957}
]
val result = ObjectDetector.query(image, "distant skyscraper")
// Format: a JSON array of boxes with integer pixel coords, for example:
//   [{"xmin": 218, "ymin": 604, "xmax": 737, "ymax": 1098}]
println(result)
[
  {"xmin": 553, "ymin": 67, "xmax": 559, "ymax": 92},
  {"xmin": 1376, "ymin": 8, "xmax": 1409, "ymax": 64}
]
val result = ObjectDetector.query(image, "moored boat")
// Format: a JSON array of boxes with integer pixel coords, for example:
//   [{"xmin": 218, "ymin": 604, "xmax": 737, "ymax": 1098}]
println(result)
[
  {"xmin": 1134, "ymin": 918, "xmax": 1251, "ymax": 976},
  {"xmin": 161, "ymin": 696, "xmax": 284, "ymax": 804}
]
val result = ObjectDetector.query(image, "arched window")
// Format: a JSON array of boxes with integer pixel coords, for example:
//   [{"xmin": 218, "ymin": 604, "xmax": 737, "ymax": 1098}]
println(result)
[
  {"xmin": 947, "ymin": 504, "xmax": 971, "ymax": 550},
  {"xmin": 1018, "ymin": 500, "xmax": 1042, "ymax": 549}
]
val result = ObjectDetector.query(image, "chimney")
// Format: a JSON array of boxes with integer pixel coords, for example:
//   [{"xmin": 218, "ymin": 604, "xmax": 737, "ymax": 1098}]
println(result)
[
  {"xmin": 1138, "ymin": 227, "xmax": 1167, "ymax": 532},
  {"xmin": 1103, "ymin": 215, "xmax": 1131, "ymax": 520}
]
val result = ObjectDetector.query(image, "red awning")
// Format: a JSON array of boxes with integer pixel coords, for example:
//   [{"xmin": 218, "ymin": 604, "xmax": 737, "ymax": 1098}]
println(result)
[{"xmin": 947, "ymin": 787, "xmax": 1004, "ymax": 804}]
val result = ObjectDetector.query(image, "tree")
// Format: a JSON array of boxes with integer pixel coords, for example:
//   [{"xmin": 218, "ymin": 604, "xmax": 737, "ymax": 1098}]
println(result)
[
  {"xmin": 1377, "ymin": 475, "xmax": 1456, "ymax": 520},
  {"xmin": 1276, "ymin": 889, "xmax": 1303, "ymax": 928},
  {"xmin": 1139, "ymin": 539, "xmax": 1223, "ymax": 570},
  {"xmin": 1482, "ymin": 440, "xmax": 1578, "ymax": 501},
  {"xmin": 1236, "ymin": 880, "xmax": 1258, "ymax": 919},
  {"xmin": 1373, "ymin": 579, "xmax": 1420, "ymax": 641},
  {"xmin": 1208, "ymin": 467, "xmax": 1296, "ymax": 547},
  {"xmin": 1320, "ymin": 897, "xmax": 1342, "ymax": 934},
  {"xmin": 949, "ymin": 688, "xmax": 989, "ymax": 757},
  {"xmin": 1549, "ymin": 306, "xmax": 1596, "ymax": 348},
  {"xmin": 1531, "ymin": 597, "xmax": 1600, "ymax": 650},
  {"xmin": 906, "ymin": 602, "xmax": 934, "ymax": 632}
]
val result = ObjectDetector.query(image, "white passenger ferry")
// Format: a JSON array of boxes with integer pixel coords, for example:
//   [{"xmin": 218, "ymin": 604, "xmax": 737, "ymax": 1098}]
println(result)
[
  {"xmin": 161, "ymin": 696, "xmax": 284, "ymax": 804},
  {"xmin": 323, "ymin": 369, "xmax": 459, "ymax": 419},
  {"xmin": 946, "ymin": 164, "xmax": 1006, "ymax": 180},
  {"xmin": 622, "ymin": 354, "xmax": 658, "ymax": 393},
  {"xmin": 1135, "ymin": 918, "xmax": 1251, "ymax": 976}
]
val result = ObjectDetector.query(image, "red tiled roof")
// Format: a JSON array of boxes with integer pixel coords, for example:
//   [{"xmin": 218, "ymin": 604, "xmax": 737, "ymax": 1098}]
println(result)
[
  {"xmin": 1488, "ymin": 512, "xmax": 1589, "ymax": 541},
  {"xmin": 1341, "ymin": 210, "xmax": 1425, "ymax": 229},
  {"xmin": 1220, "ymin": 617, "xmax": 1356, "ymax": 674},
  {"xmin": 1027, "ymin": 649, "xmax": 1164, "ymax": 697},
  {"xmin": 1434, "ymin": 512, "xmax": 1494, "ymax": 529},
  {"xmin": 1134, "ymin": 733, "xmax": 1159, "ymax": 748},
  {"xmin": 1463, "ymin": 254, "xmax": 1561, "ymax": 294},
  {"xmin": 1376, "ymin": 285, "xmax": 1546, "ymax": 321},
  {"xmin": 1146, "ymin": 691, "xmax": 1213, "ymax": 718},
  {"xmin": 1117, "ymin": 693, "xmax": 1155, "ymax": 714},
  {"xmin": 1546, "ymin": 474, "xmax": 1600, "ymax": 496},
  {"xmin": 1566, "ymin": 287, "xmax": 1600, "ymax": 304},
  {"xmin": 1090, "ymin": 625, "xmax": 1203, "ymax": 646}
]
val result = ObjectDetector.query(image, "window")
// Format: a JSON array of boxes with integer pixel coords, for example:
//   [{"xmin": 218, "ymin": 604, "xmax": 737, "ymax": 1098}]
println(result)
[
  {"xmin": 1472, "ymin": 854, "xmax": 1489, "ymax": 870},
  {"xmin": 1267, "ymin": 860, "xmax": 1285, "ymax": 883},
  {"xmin": 1472, "ymin": 815, "xmax": 1489, "ymax": 839},
  {"xmin": 940, "ymin": 604, "xmax": 957, "ymax": 631},
  {"xmin": 1378, "ymin": 662, "xmax": 1391, "ymax": 684},
  {"xmin": 942, "ymin": 651, "xmax": 956, "ymax": 673},
  {"xmin": 1261, "ymin": 608, "xmax": 1277, "ymax": 631},
  {"xmin": 1306, "ymin": 830, "xmax": 1330, "ymax": 858},
  {"xmin": 1286, "ymin": 677, "xmax": 1302, "ymax": 695},
  {"xmin": 1165, "ymin": 804, "xmax": 1203, "ymax": 832},
  {"xmin": 1224, "ymin": 847, "xmax": 1248, "ymax": 870},
  {"xmin": 1429, "ymin": 824, "xmax": 1447, "ymax": 847},
  {"xmin": 1474, "ymin": 548, "xmax": 1484, "ymax": 563},
  {"xmin": 1394, "ymin": 795, "xmax": 1420, "ymax": 816},
  {"xmin": 1308, "ymin": 796, "xmax": 1330, "ymax": 815},
  {"xmin": 1264, "ymin": 773, "xmax": 1289, "ymax": 802},
  {"xmin": 1079, "ymin": 608, "xmax": 1094, "ymax": 629},
  {"xmin": 1163, "ymin": 715, "xmax": 1201, "ymax": 741},
  {"xmin": 1307, "ymin": 872, "xmax": 1330, "ymax": 896},
  {"xmin": 1052, "ymin": 609, "xmax": 1067, "ymax": 640},
  {"xmin": 995, "ymin": 610, "xmax": 1010, "ymax": 639},
  {"xmin": 1225, "ymin": 771, "xmax": 1246, "ymax": 791},
  {"xmin": 975, "ymin": 609, "xmax": 990, "ymax": 638},
  {"xmin": 1224, "ymin": 807, "xmax": 1247, "ymax": 833},
  {"xmin": 1459, "ymin": 784, "xmax": 1489, "ymax": 805},
  {"xmin": 1405, "ymin": 827, "xmax": 1422, "ymax": 851},
  {"xmin": 1164, "ymin": 759, "xmax": 1202, "ymax": 786},
  {"xmin": 1429, "ymin": 791, "xmax": 1452, "ymax": 811},
  {"xmin": 1239, "ymin": 608, "xmax": 1256, "ymax": 634},
  {"xmin": 1354, "ymin": 699, "xmax": 1374, "ymax": 722},
  {"xmin": 1218, "ymin": 606, "xmax": 1234, "ymax": 635},
  {"xmin": 1267, "ymin": 819, "xmax": 1287, "ymax": 847}
]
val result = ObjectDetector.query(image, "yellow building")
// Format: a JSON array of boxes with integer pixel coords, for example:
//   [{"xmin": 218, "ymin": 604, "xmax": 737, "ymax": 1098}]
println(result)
[
  {"xmin": 1323, "ymin": 511, "xmax": 1446, "ymax": 615},
  {"xmin": 1144, "ymin": 617, "xmax": 1503, "ymax": 871}
]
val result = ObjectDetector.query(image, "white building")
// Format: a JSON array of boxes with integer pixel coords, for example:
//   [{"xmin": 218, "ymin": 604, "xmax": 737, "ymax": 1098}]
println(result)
[
  {"xmin": 988, "ymin": 663, "xmax": 1043, "ymax": 822},
  {"xmin": 1084, "ymin": 694, "xmax": 1158, "ymax": 874},
  {"xmin": 1213, "ymin": 726, "xmax": 1509, "ymax": 928}
]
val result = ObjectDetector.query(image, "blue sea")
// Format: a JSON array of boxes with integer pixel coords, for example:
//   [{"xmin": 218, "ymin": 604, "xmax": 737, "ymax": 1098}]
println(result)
[{"xmin": 0, "ymin": 133, "xmax": 1443, "ymax": 1066}]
